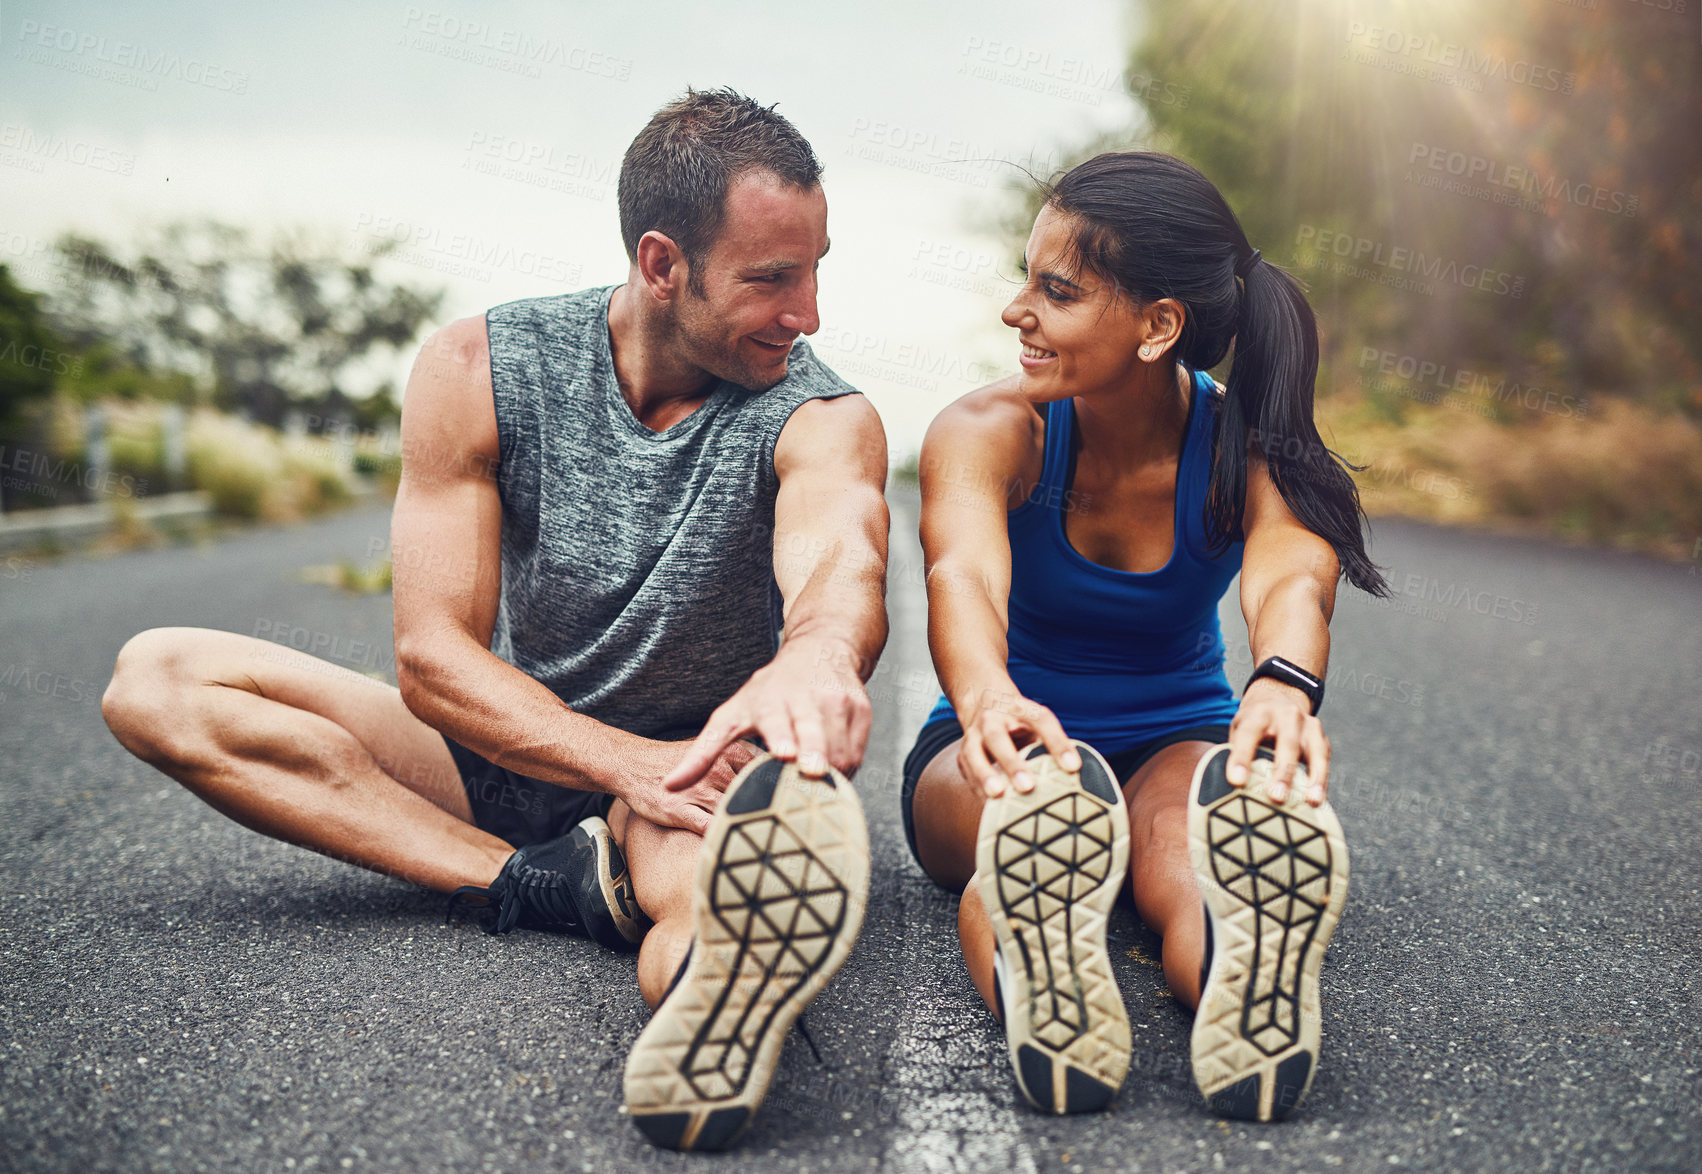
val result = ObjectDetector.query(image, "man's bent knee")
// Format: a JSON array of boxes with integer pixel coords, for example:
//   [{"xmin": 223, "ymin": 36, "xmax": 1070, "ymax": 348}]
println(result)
[
  {"xmin": 623, "ymin": 815, "xmax": 704, "ymax": 925},
  {"xmin": 102, "ymin": 627, "xmax": 208, "ymax": 760}
]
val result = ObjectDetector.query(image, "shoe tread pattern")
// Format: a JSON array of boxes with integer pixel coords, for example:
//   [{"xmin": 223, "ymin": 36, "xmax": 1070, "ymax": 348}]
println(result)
[
  {"xmin": 624, "ymin": 758, "xmax": 869, "ymax": 1150},
  {"xmin": 977, "ymin": 743, "xmax": 1131, "ymax": 1114},
  {"xmin": 1189, "ymin": 745, "xmax": 1348, "ymax": 1121}
]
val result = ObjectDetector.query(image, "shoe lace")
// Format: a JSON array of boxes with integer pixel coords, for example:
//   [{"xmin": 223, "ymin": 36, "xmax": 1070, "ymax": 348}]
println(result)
[
  {"xmin": 445, "ymin": 854, "xmax": 584, "ymax": 936},
  {"xmin": 509, "ymin": 857, "xmax": 583, "ymax": 930},
  {"xmin": 445, "ymin": 874, "xmax": 522, "ymax": 935}
]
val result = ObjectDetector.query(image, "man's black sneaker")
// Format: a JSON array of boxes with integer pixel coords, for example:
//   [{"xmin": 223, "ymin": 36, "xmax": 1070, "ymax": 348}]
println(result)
[
  {"xmin": 622, "ymin": 753, "xmax": 870, "ymax": 1152},
  {"xmin": 1188, "ymin": 744, "xmax": 1349, "ymax": 1122},
  {"xmin": 977, "ymin": 739, "xmax": 1131, "ymax": 1114},
  {"xmin": 449, "ymin": 813, "xmax": 651, "ymax": 951}
]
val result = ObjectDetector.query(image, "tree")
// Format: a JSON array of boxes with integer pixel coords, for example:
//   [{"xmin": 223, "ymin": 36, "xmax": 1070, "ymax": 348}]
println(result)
[
  {"xmin": 45, "ymin": 220, "xmax": 445, "ymax": 428},
  {"xmin": 0, "ymin": 263, "xmax": 70, "ymax": 445},
  {"xmin": 1012, "ymin": 0, "xmax": 1701, "ymax": 412}
]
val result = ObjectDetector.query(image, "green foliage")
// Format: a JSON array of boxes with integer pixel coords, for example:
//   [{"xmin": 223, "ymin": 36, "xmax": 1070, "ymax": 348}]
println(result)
[
  {"xmin": 1013, "ymin": 0, "xmax": 1701, "ymax": 412},
  {"xmin": 0, "ymin": 264, "xmax": 70, "ymax": 444},
  {"xmin": 43, "ymin": 219, "xmax": 444, "ymax": 428},
  {"xmin": 55, "ymin": 339, "xmax": 200, "ymax": 407},
  {"xmin": 184, "ymin": 408, "xmax": 352, "ymax": 520}
]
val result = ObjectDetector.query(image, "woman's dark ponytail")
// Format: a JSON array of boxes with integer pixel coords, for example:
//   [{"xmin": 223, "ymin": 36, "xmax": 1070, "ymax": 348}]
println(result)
[
  {"xmin": 1215, "ymin": 255, "xmax": 1388, "ymax": 595},
  {"xmin": 1044, "ymin": 152, "xmax": 1390, "ymax": 597}
]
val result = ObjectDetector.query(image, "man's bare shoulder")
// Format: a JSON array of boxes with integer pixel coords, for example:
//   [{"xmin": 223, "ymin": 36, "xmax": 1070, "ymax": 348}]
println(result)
[
  {"xmin": 401, "ymin": 313, "xmax": 498, "ymax": 479},
  {"xmin": 781, "ymin": 391, "xmax": 882, "ymax": 436},
  {"xmin": 412, "ymin": 313, "xmax": 492, "ymax": 392},
  {"xmin": 775, "ymin": 393, "xmax": 886, "ymax": 480}
]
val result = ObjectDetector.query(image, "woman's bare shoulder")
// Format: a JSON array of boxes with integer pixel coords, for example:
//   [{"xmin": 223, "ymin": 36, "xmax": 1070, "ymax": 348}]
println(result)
[
  {"xmin": 925, "ymin": 378, "xmax": 1039, "ymax": 452},
  {"xmin": 921, "ymin": 379, "xmax": 1044, "ymax": 508}
]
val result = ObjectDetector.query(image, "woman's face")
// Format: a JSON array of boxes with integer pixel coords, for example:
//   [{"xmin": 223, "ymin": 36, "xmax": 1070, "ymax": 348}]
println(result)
[{"xmin": 1001, "ymin": 203, "xmax": 1155, "ymax": 403}]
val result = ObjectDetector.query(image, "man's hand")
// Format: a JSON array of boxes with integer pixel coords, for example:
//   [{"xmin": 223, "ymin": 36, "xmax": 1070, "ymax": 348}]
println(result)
[
  {"xmin": 1225, "ymin": 677, "xmax": 1331, "ymax": 806},
  {"xmin": 662, "ymin": 634, "xmax": 873, "ymax": 793},
  {"xmin": 618, "ymin": 736, "xmax": 765, "ymax": 836}
]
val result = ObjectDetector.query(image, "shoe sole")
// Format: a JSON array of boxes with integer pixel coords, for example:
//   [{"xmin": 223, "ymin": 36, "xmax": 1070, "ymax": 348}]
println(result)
[
  {"xmin": 571, "ymin": 815, "xmax": 651, "ymax": 951},
  {"xmin": 976, "ymin": 740, "xmax": 1131, "ymax": 1114},
  {"xmin": 1188, "ymin": 744, "xmax": 1349, "ymax": 1122},
  {"xmin": 622, "ymin": 754, "xmax": 870, "ymax": 1151}
]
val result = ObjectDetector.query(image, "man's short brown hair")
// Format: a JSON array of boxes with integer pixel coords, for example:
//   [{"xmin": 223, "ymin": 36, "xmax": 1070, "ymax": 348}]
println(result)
[{"xmin": 617, "ymin": 86, "xmax": 822, "ymax": 294}]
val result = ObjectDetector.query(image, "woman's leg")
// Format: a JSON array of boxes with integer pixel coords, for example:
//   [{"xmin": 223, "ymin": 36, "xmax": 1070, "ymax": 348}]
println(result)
[
  {"xmin": 907, "ymin": 736, "xmax": 1004, "ymax": 1015},
  {"xmin": 1119, "ymin": 740, "xmax": 1226, "ymax": 1010}
]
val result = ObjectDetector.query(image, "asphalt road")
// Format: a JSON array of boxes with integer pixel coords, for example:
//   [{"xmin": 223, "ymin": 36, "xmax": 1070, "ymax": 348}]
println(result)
[{"xmin": 1, "ymin": 489, "xmax": 1698, "ymax": 1173}]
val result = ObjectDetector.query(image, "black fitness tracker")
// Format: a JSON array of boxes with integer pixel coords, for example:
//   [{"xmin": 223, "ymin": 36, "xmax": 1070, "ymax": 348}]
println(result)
[{"xmin": 1245, "ymin": 656, "xmax": 1324, "ymax": 715}]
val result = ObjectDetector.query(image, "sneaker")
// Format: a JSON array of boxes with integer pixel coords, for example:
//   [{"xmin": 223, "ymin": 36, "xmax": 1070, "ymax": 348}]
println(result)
[
  {"xmin": 976, "ymin": 739, "xmax": 1131, "ymax": 1114},
  {"xmin": 1188, "ymin": 743, "xmax": 1350, "ymax": 1121},
  {"xmin": 448, "ymin": 812, "xmax": 651, "ymax": 951},
  {"xmin": 622, "ymin": 753, "xmax": 870, "ymax": 1151}
]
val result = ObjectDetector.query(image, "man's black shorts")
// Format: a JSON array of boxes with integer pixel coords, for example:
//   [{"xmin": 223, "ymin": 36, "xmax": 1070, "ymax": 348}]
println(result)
[
  {"xmin": 897, "ymin": 717, "xmax": 1232, "ymax": 877},
  {"xmin": 440, "ymin": 731, "xmax": 608, "ymax": 848}
]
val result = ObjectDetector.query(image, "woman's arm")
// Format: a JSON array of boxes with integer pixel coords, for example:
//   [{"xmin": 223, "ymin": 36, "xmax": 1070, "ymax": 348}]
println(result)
[
  {"xmin": 1226, "ymin": 441, "xmax": 1343, "ymax": 806},
  {"xmin": 919, "ymin": 388, "xmax": 1081, "ymax": 796}
]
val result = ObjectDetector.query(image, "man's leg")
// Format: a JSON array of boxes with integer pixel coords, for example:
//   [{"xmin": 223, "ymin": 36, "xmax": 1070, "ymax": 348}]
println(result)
[
  {"xmin": 101, "ymin": 626, "xmax": 512, "ymax": 893},
  {"xmin": 615, "ymin": 807, "xmax": 699, "ymax": 1008}
]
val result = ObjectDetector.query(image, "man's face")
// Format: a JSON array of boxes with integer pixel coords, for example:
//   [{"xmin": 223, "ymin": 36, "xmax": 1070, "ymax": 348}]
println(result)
[{"xmin": 672, "ymin": 171, "xmax": 828, "ymax": 392}]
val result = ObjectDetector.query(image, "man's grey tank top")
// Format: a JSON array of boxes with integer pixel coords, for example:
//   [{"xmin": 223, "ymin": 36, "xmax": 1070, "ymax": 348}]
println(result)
[{"xmin": 483, "ymin": 283, "xmax": 862, "ymax": 742}]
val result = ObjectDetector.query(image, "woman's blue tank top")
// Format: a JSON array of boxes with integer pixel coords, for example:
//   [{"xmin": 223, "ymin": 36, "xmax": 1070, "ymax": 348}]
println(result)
[{"xmin": 923, "ymin": 367, "xmax": 1246, "ymax": 752}]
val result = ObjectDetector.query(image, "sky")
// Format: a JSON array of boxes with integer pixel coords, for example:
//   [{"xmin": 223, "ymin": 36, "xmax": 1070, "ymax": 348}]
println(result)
[{"xmin": 0, "ymin": 0, "xmax": 1146, "ymax": 463}]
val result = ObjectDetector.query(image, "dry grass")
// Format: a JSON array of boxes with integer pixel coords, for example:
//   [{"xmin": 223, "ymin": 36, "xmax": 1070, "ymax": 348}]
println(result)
[
  {"xmin": 1316, "ymin": 394, "xmax": 1702, "ymax": 559},
  {"xmin": 184, "ymin": 408, "xmax": 353, "ymax": 521}
]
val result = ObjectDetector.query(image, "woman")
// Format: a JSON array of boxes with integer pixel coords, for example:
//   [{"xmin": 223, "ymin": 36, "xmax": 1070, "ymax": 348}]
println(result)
[{"xmin": 901, "ymin": 152, "xmax": 1388, "ymax": 1122}]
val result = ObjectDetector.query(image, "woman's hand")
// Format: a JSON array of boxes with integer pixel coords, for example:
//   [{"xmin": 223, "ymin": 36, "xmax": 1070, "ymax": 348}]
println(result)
[
  {"xmin": 958, "ymin": 687, "xmax": 1081, "ymax": 799},
  {"xmin": 1225, "ymin": 677, "xmax": 1331, "ymax": 806}
]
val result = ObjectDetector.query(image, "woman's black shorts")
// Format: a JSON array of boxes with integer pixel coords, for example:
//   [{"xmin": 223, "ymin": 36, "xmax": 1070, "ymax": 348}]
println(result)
[{"xmin": 897, "ymin": 716, "xmax": 1232, "ymax": 875}]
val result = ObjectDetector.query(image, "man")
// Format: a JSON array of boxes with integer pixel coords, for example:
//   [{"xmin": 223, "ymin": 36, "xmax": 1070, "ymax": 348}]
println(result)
[{"xmin": 100, "ymin": 88, "xmax": 890, "ymax": 1153}]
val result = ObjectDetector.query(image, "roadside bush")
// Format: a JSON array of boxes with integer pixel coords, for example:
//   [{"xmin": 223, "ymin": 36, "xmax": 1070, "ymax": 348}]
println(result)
[{"xmin": 185, "ymin": 409, "xmax": 352, "ymax": 521}]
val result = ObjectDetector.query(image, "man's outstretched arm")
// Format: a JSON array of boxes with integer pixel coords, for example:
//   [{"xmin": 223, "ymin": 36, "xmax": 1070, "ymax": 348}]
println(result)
[
  {"xmin": 663, "ymin": 392, "xmax": 890, "ymax": 788},
  {"xmin": 391, "ymin": 314, "xmax": 743, "ymax": 834}
]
